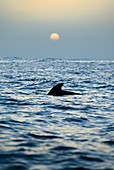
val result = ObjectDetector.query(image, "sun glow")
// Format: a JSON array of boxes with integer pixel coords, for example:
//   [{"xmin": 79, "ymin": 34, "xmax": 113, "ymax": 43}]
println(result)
[{"xmin": 50, "ymin": 33, "xmax": 60, "ymax": 41}]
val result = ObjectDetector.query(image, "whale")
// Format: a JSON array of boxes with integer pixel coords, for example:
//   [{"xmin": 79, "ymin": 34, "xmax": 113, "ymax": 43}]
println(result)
[{"xmin": 47, "ymin": 83, "xmax": 80, "ymax": 96}]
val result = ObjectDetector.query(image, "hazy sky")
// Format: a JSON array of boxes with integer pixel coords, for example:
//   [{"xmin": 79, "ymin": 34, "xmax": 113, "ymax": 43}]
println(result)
[{"xmin": 0, "ymin": 0, "xmax": 114, "ymax": 59}]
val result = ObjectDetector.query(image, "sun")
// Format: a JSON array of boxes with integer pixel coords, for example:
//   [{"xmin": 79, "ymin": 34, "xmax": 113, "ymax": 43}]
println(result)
[{"xmin": 50, "ymin": 33, "xmax": 60, "ymax": 41}]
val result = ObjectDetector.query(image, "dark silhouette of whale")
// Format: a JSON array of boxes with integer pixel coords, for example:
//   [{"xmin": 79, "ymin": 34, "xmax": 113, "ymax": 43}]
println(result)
[{"xmin": 48, "ymin": 83, "xmax": 80, "ymax": 96}]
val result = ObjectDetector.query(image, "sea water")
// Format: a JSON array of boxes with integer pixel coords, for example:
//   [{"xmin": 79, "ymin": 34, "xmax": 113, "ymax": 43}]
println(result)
[{"xmin": 0, "ymin": 58, "xmax": 114, "ymax": 170}]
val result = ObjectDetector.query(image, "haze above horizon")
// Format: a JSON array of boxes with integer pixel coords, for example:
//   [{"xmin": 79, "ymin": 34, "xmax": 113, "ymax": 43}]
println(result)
[{"xmin": 0, "ymin": 0, "xmax": 114, "ymax": 60}]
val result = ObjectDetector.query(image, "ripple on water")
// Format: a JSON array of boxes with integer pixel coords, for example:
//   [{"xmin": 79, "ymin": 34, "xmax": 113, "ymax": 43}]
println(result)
[
  {"xmin": 103, "ymin": 140, "xmax": 114, "ymax": 146},
  {"xmin": 3, "ymin": 163, "xmax": 29, "ymax": 170},
  {"xmin": 28, "ymin": 132, "xmax": 61, "ymax": 140}
]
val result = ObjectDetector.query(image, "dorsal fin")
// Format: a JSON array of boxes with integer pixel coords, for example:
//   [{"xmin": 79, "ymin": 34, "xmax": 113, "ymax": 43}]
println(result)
[
  {"xmin": 47, "ymin": 83, "xmax": 81, "ymax": 96},
  {"xmin": 48, "ymin": 83, "xmax": 63, "ymax": 96}
]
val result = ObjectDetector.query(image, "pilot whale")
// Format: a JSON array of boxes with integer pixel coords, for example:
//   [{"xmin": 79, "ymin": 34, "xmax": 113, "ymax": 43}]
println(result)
[{"xmin": 48, "ymin": 83, "xmax": 80, "ymax": 96}]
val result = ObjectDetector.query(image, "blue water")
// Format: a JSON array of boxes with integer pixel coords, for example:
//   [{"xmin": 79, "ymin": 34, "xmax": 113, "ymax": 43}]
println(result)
[{"xmin": 0, "ymin": 58, "xmax": 114, "ymax": 170}]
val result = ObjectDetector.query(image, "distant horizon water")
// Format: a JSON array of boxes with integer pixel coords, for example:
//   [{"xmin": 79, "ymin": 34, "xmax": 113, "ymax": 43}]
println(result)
[{"xmin": 0, "ymin": 56, "xmax": 114, "ymax": 61}]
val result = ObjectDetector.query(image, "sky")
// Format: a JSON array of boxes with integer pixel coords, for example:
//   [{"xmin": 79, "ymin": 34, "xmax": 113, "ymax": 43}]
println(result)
[{"xmin": 0, "ymin": 0, "xmax": 114, "ymax": 60}]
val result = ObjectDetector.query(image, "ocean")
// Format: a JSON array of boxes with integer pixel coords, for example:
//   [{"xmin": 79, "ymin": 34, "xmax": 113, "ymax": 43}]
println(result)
[{"xmin": 0, "ymin": 58, "xmax": 114, "ymax": 170}]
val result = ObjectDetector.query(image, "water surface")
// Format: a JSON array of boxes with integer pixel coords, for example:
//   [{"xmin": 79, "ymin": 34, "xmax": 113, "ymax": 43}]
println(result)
[{"xmin": 0, "ymin": 58, "xmax": 114, "ymax": 170}]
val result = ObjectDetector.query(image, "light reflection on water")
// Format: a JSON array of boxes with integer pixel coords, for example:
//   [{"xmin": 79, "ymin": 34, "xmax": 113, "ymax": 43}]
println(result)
[{"xmin": 0, "ymin": 58, "xmax": 114, "ymax": 170}]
